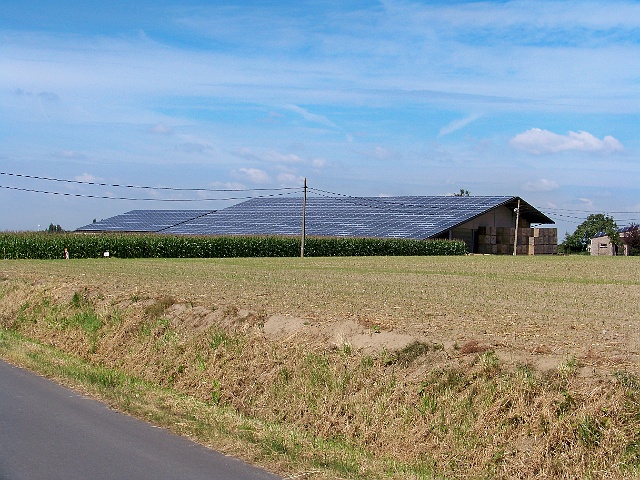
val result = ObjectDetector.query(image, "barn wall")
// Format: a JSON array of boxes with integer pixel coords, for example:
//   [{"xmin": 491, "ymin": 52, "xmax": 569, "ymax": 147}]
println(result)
[
  {"xmin": 457, "ymin": 206, "xmax": 530, "ymax": 230},
  {"xmin": 445, "ymin": 204, "xmax": 556, "ymax": 255}
]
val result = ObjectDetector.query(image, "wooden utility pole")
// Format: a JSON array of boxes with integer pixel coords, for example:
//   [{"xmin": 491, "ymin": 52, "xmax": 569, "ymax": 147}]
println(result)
[
  {"xmin": 300, "ymin": 178, "xmax": 307, "ymax": 257},
  {"xmin": 513, "ymin": 198, "xmax": 521, "ymax": 256}
]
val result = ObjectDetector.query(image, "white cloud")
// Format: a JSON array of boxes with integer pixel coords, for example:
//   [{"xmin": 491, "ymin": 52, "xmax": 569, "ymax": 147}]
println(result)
[
  {"xmin": 209, "ymin": 181, "xmax": 247, "ymax": 190},
  {"xmin": 510, "ymin": 128, "xmax": 624, "ymax": 154},
  {"xmin": 310, "ymin": 157, "xmax": 327, "ymax": 168},
  {"xmin": 148, "ymin": 124, "xmax": 173, "ymax": 135},
  {"xmin": 237, "ymin": 167, "xmax": 270, "ymax": 184},
  {"xmin": 373, "ymin": 146, "xmax": 392, "ymax": 160},
  {"xmin": 438, "ymin": 113, "xmax": 481, "ymax": 137},
  {"xmin": 276, "ymin": 173, "xmax": 305, "ymax": 185},
  {"xmin": 238, "ymin": 148, "xmax": 300, "ymax": 163},
  {"xmin": 264, "ymin": 151, "xmax": 302, "ymax": 164},
  {"xmin": 357, "ymin": 146, "xmax": 396, "ymax": 161},
  {"xmin": 521, "ymin": 178, "xmax": 559, "ymax": 192},
  {"xmin": 237, "ymin": 148, "xmax": 325, "ymax": 169},
  {"xmin": 283, "ymin": 105, "xmax": 338, "ymax": 128},
  {"xmin": 74, "ymin": 172, "xmax": 99, "ymax": 183},
  {"xmin": 175, "ymin": 142, "xmax": 212, "ymax": 153},
  {"xmin": 57, "ymin": 150, "xmax": 87, "ymax": 160}
]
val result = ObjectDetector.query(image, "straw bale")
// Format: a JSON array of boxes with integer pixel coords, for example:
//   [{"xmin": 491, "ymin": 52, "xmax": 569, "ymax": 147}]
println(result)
[
  {"xmin": 497, "ymin": 234, "xmax": 512, "ymax": 244},
  {"xmin": 529, "ymin": 236, "xmax": 547, "ymax": 246},
  {"xmin": 477, "ymin": 244, "xmax": 491, "ymax": 254},
  {"xmin": 478, "ymin": 235, "xmax": 496, "ymax": 245},
  {"xmin": 528, "ymin": 245, "xmax": 546, "ymax": 255},
  {"xmin": 497, "ymin": 244, "xmax": 510, "ymax": 255}
]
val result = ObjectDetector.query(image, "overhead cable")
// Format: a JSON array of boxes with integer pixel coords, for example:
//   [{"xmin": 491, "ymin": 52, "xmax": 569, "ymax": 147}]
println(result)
[
  {"xmin": 0, "ymin": 171, "xmax": 299, "ymax": 193},
  {"xmin": 0, "ymin": 184, "xmax": 303, "ymax": 202}
]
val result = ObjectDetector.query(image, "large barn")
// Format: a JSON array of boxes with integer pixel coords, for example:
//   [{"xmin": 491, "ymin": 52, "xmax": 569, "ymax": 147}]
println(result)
[{"xmin": 77, "ymin": 195, "xmax": 557, "ymax": 254}]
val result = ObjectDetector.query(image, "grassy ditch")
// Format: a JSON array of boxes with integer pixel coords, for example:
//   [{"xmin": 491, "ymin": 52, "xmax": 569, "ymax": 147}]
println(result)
[{"xmin": 1, "ymin": 257, "xmax": 640, "ymax": 478}]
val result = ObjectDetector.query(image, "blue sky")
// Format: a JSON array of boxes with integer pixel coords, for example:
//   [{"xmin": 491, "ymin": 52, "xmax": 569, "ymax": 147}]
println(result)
[{"xmin": 1, "ymin": 0, "xmax": 638, "ymax": 237}]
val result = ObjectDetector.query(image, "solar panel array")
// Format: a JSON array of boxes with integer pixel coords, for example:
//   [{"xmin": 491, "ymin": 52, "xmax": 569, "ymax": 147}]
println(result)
[
  {"xmin": 162, "ymin": 196, "xmax": 520, "ymax": 239},
  {"xmin": 76, "ymin": 210, "xmax": 214, "ymax": 232},
  {"xmin": 593, "ymin": 224, "xmax": 639, "ymax": 239},
  {"xmin": 76, "ymin": 197, "xmax": 554, "ymax": 239}
]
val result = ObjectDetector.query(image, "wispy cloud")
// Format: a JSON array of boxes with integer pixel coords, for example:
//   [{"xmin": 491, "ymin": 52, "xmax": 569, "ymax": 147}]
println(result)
[
  {"xmin": 510, "ymin": 128, "xmax": 624, "ymax": 154},
  {"xmin": 276, "ymin": 172, "xmax": 305, "ymax": 186},
  {"xmin": 2, "ymin": 1, "xmax": 638, "ymax": 114},
  {"xmin": 438, "ymin": 114, "xmax": 482, "ymax": 137},
  {"xmin": 356, "ymin": 146, "xmax": 398, "ymax": 161},
  {"xmin": 56, "ymin": 150, "xmax": 87, "ymax": 160},
  {"xmin": 521, "ymin": 178, "xmax": 559, "ymax": 192},
  {"xmin": 283, "ymin": 105, "xmax": 338, "ymax": 128},
  {"xmin": 237, "ymin": 148, "xmax": 325, "ymax": 168},
  {"xmin": 148, "ymin": 124, "xmax": 173, "ymax": 135},
  {"xmin": 74, "ymin": 172, "xmax": 99, "ymax": 183},
  {"xmin": 237, "ymin": 167, "xmax": 270, "ymax": 184},
  {"xmin": 175, "ymin": 142, "xmax": 212, "ymax": 154},
  {"xmin": 1, "ymin": 0, "xmax": 638, "ymax": 237},
  {"xmin": 578, "ymin": 197, "xmax": 595, "ymax": 208}
]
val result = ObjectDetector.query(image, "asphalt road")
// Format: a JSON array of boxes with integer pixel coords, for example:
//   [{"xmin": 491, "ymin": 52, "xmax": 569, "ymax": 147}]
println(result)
[{"xmin": 0, "ymin": 360, "xmax": 282, "ymax": 480}]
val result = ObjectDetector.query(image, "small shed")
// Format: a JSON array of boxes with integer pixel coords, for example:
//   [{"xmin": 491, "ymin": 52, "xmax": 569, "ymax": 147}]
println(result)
[{"xmin": 590, "ymin": 225, "xmax": 639, "ymax": 256}]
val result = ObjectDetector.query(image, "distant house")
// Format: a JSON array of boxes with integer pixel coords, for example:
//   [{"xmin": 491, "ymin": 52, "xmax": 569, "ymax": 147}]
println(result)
[
  {"xmin": 77, "ymin": 195, "xmax": 557, "ymax": 254},
  {"xmin": 590, "ymin": 225, "xmax": 639, "ymax": 256}
]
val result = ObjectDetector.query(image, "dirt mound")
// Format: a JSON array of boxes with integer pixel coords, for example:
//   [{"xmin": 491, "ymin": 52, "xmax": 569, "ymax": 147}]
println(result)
[{"xmin": 264, "ymin": 315, "xmax": 417, "ymax": 353}]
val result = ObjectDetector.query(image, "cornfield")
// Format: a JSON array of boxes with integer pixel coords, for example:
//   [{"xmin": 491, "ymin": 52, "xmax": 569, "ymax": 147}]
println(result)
[{"xmin": 0, "ymin": 232, "xmax": 467, "ymax": 259}]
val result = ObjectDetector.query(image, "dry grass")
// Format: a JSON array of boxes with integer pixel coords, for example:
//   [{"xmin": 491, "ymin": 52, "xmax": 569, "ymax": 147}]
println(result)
[{"xmin": 1, "ymin": 255, "xmax": 640, "ymax": 479}]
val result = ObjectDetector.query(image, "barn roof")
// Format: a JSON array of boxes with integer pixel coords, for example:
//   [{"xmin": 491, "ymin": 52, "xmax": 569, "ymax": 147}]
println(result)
[{"xmin": 76, "ymin": 196, "xmax": 554, "ymax": 240}]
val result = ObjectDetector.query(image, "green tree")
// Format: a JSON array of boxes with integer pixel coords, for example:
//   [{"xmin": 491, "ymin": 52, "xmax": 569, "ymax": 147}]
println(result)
[
  {"xmin": 47, "ymin": 223, "xmax": 64, "ymax": 233},
  {"xmin": 561, "ymin": 214, "xmax": 619, "ymax": 254},
  {"xmin": 454, "ymin": 189, "xmax": 470, "ymax": 197}
]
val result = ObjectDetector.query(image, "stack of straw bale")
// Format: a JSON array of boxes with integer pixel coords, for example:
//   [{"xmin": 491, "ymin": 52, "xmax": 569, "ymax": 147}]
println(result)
[
  {"xmin": 476, "ymin": 226, "xmax": 557, "ymax": 255},
  {"xmin": 528, "ymin": 227, "xmax": 559, "ymax": 255}
]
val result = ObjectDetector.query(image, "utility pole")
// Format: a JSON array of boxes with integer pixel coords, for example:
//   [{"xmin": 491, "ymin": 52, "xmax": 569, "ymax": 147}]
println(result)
[
  {"xmin": 513, "ymin": 198, "xmax": 521, "ymax": 256},
  {"xmin": 300, "ymin": 178, "xmax": 307, "ymax": 258}
]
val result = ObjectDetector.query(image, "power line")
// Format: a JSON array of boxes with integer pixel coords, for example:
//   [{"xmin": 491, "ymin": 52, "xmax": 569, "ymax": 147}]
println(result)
[
  {"xmin": 5, "ymin": 170, "xmax": 639, "ymax": 223},
  {"xmin": 0, "ymin": 184, "xmax": 303, "ymax": 202},
  {"xmin": 544, "ymin": 207, "xmax": 640, "ymax": 215},
  {"xmin": 0, "ymin": 171, "xmax": 299, "ymax": 193},
  {"xmin": 310, "ymin": 188, "xmax": 640, "ymax": 227}
]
